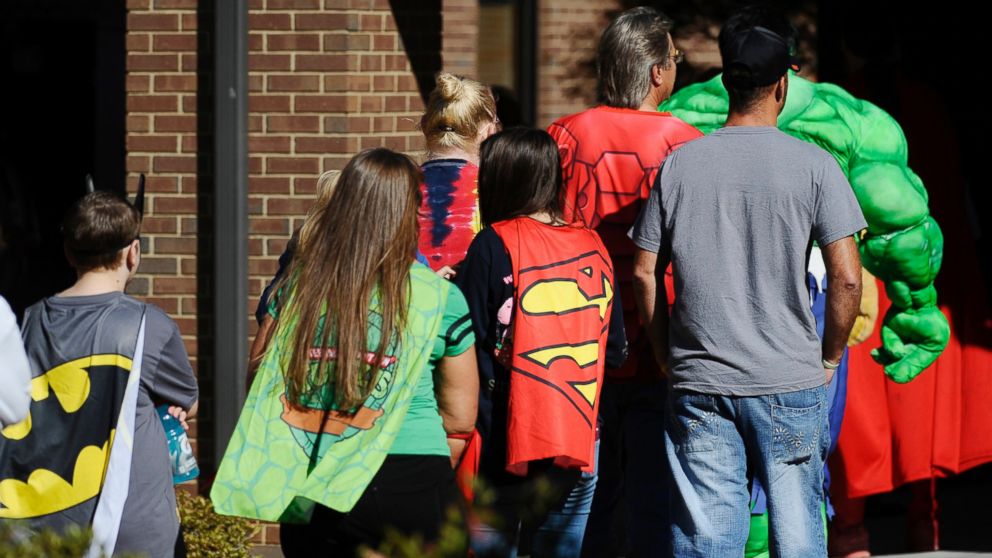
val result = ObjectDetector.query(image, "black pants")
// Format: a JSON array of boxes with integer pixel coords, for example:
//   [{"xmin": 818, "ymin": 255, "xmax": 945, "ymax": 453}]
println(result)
[{"xmin": 280, "ymin": 454, "xmax": 466, "ymax": 557}]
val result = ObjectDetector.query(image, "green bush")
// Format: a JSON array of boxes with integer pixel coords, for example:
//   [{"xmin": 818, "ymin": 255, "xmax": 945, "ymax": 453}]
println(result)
[
  {"xmin": 0, "ymin": 523, "xmax": 93, "ymax": 558},
  {"xmin": 178, "ymin": 491, "xmax": 257, "ymax": 558}
]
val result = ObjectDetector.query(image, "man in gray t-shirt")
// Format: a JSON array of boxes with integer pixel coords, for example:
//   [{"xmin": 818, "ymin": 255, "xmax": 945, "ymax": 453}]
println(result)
[{"xmin": 629, "ymin": 8, "xmax": 865, "ymax": 557}]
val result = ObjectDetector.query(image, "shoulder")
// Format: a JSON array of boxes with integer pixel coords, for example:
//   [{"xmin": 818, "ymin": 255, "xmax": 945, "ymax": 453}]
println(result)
[{"xmin": 129, "ymin": 297, "xmax": 183, "ymax": 343}]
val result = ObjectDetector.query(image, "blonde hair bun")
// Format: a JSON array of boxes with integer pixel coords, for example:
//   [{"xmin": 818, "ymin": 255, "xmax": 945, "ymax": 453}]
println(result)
[{"xmin": 436, "ymin": 72, "xmax": 467, "ymax": 103}]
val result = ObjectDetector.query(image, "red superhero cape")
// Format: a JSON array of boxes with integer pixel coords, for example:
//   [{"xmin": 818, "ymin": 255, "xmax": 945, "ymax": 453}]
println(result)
[
  {"xmin": 548, "ymin": 106, "xmax": 700, "ymax": 380},
  {"xmin": 492, "ymin": 217, "xmax": 615, "ymax": 475}
]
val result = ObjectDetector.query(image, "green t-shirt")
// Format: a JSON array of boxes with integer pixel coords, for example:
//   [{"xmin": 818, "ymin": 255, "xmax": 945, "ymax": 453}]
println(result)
[{"xmin": 267, "ymin": 268, "xmax": 475, "ymax": 457}]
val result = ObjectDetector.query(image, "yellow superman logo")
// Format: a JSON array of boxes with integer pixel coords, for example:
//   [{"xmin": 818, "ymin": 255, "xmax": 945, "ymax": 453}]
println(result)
[{"xmin": 519, "ymin": 276, "xmax": 614, "ymax": 320}]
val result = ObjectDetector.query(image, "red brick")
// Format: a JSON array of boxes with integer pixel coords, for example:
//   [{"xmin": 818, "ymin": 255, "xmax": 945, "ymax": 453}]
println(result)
[
  {"xmin": 181, "ymin": 257, "xmax": 196, "ymax": 275},
  {"xmin": 321, "ymin": 155, "xmax": 351, "ymax": 170},
  {"xmin": 249, "ymin": 177, "xmax": 291, "ymax": 194},
  {"xmin": 155, "ymin": 277, "xmax": 197, "ymax": 294},
  {"xmin": 249, "ymin": 115, "xmax": 263, "ymax": 132},
  {"xmin": 127, "ymin": 0, "xmax": 150, "ymax": 8},
  {"xmin": 294, "ymin": 13, "xmax": 353, "ymax": 31},
  {"xmin": 294, "ymin": 95, "xmax": 348, "ymax": 112},
  {"xmin": 154, "ymin": 156, "xmax": 197, "ymax": 173},
  {"xmin": 127, "ymin": 33, "xmax": 150, "ymax": 51},
  {"xmin": 347, "ymin": 34, "xmax": 370, "ymax": 51},
  {"xmin": 266, "ymin": 157, "xmax": 320, "ymax": 174},
  {"xmin": 126, "ymin": 277, "xmax": 150, "ymax": 296},
  {"xmin": 182, "ymin": 176, "xmax": 198, "ymax": 193},
  {"xmin": 249, "ymin": 258, "xmax": 279, "ymax": 276},
  {"xmin": 182, "ymin": 218, "xmax": 197, "ymax": 234},
  {"xmin": 181, "ymin": 337, "xmax": 197, "ymax": 358},
  {"xmin": 322, "ymin": 34, "xmax": 348, "ymax": 51},
  {"xmin": 140, "ymin": 176, "xmax": 181, "ymax": 193},
  {"xmin": 372, "ymin": 34, "xmax": 396, "ymax": 51},
  {"xmin": 181, "ymin": 13, "xmax": 198, "ymax": 32},
  {"xmin": 128, "ymin": 135, "xmax": 178, "ymax": 152},
  {"xmin": 266, "ymin": 115, "xmax": 319, "ymax": 132},
  {"xmin": 294, "ymin": 137, "xmax": 355, "ymax": 153},
  {"xmin": 182, "ymin": 53, "xmax": 198, "ymax": 72},
  {"xmin": 127, "ymin": 54, "xmax": 180, "ymax": 71},
  {"xmin": 383, "ymin": 135, "xmax": 406, "ymax": 150},
  {"xmin": 266, "ymin": 197, "xmax": 315, "ymax": 217},
  {"xmin": 293, "ymin": 177, "xmax": 319, "ymax": 195},
  {"xmin": 145, "ymin": 297, "xmax": 179, "ymax": 314},
  {"xmin": 267, "ymin": 238, "xmax": 291, "ymax": 255},
  {"xmin": 140, "ymin": 257, "xmax": 178, "ymax": 274},
  {"xmin": 249, "ymin": 95, "xmax": 291, "ymax": 113},
  {"xmin": 359, "ymin": 14, "xmax": 382, "ymax": 31},
  {"xmin": 154, "ymin": 0, "xmax": 197, "ymax": 7},
  {"xmin": 153, "ymin": 34, "xmax": 197, "ymax": 52},
  {"xmin": 249, "ymin": 54, "xmax": 292, "ymax": 71},
  {"xmin": 249, "ymin": 136, "xmax": 291, "ymax": 153},
  {"xmin": 154, "ymin": 196, "xmax": 198, "ymax": 214},
  {"xmin": 250, "ymin": 218, "xmax": 291, "ymax": 235},
  {"xmin": 267, "ymin": 74, "xmax": 320, "ymax": 92},
  {"xmin": 371, "ymin": 116, "xmax": 393, "ymax": 132},
  {"xmin": 249, "ymin": 238, "xmax": 265, "ymax": 256},
  {"xmin": 127, "ymin": 155, "xmax": 151, "ymax": 173},
  {"xmin": 182, "ymin": 95, "xmax": 198, "ymax": 112},
  {"xmin": 181, "ymin": 135, "xmax": 197, "ymax": 153},
  {"xmin": 384, "ymin": 54, "xmax": 408, "ymax": 71},
  {"xmin": 154, "ymin": 75, "xmax": 197, "ymax": 92},
  {"xmin": 249, "ymin": 156, "xmax": 263, "ymax": 173},
  {"xmin": 141, "ymin": 216, "xmax": 178, "ymax": 234},
  {"xmin": 127, "ymin": 94, "xmax": 178, "ymax": 112},
  {"xmin": 266, "ymin": 33, "xmax": 320, "ymax": 51},
  {"xmin": 248, "ymin": 75, "xmax": 264, "ymax": 92},
  {"xmin": 181, "ymin": 297, "xmax": 197, "ymax": 314},
  {"xmin": 128, "ymin": 13, "xmax": 179, "ymax": 31},
  {"xmin": 384, "ymin": 95, "xmax": 406, "ymax": 112},
  {"xmin": 360, "ymin": 95, "xmax": 382, "ymax": 111},
  {"xmin": 359, "ymin": 54, "xmax": 383, "ymax": 71},
  {"xmin": 249, "ymin": 13, "xmax": 292, "ymax": 30},
  {"xmin": 155, "ymin": 115, "xmax": 196, "ymax": 132},
  {"xmin": 248, "ymin": 33, "xmax": 264, "ymax": 51},
  {"xmin": 174, "ymin": 317, "xmax": 197, "ymax": 337},
  {"xmin": 126, "ymin": 75, "xmax": 150, "ymax": 92},
  {"xmin": 267, "ymin": 0, "xmax": 320, "ymax": 7},
  {"xmin": 295, "ymin": 54, "xmax": 350, "ymax": 71},
  {"xmin": 372, "ymin": 75, "xmax": 394, "ymax": 90}
]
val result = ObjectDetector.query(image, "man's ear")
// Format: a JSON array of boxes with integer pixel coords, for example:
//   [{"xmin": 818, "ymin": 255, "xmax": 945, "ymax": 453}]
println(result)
[
  {"xmin": 651, "ymin": 63, "xmax": 665, "ymax": 87},
  {"xmin": 125, "ymin": 239, "xmax": 140, "ymax": 272},
  {"xmin": 775, "ymin": 75, "xmax": 788, "ymax": 103}
]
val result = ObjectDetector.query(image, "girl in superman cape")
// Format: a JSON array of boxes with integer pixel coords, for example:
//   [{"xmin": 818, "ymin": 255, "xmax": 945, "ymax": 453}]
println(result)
[
  {"xmin": 455, "ymin": 128, "xmax": 628, "ymax": 558},
  {"xmin": 211, "ymin": 149, "xmax": 480, "ymax": 556}
]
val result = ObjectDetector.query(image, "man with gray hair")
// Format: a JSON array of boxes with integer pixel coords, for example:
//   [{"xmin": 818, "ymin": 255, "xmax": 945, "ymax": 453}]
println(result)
[{"xmin": 547, "ymin": 7, "xmax": 701, "ymax": 556}]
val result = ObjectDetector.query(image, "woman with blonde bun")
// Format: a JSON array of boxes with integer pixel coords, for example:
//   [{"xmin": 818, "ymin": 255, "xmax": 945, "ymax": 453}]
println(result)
[{"xmin": 417, "ymin": 72, "xmax": 500, "ymax": 271}]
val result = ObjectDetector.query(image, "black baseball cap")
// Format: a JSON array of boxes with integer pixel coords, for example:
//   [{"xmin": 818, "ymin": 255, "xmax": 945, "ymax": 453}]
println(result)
[{"xmin": 720, "ymin": 24, "xmax": 801, "ymax": 88}]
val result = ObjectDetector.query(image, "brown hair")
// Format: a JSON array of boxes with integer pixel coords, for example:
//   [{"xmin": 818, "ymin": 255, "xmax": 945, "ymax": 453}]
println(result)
[
  {"xmin": 62, "ymin": 191, "xmax": 141, "ymax": 272},
  {"xmin": 281, "ymin": 148, "xmax": 422, "ymax": 409},
  {"xmin": 421, "ymin": 72, "xmax": 497, "ymax": 156},
  {"xmin": 479, "ymin": 128, "xmax": 563, "ymax": 227}
]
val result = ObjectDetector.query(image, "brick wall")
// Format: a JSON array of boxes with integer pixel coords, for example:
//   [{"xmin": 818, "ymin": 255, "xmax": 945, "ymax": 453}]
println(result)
[
  {"xmin": 536, "ymin": 0, "xmax": 619, "ymax": 127},
  {"xmin": 441, "ymin": 0, "xmax": 478, "ymax": 78},
  {"xmin": 124, "ymin": 0, "xmax": 201, "ymax": 447}
]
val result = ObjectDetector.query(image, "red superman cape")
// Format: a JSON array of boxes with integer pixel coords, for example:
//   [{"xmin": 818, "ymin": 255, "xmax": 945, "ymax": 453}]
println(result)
[
  {"xmin": 548, "ymin": 106, "xmax": 700, "ymax": 380},
  {"xmin": 492, "ymin": 217, "xmax": 615, "ymax": 475}
]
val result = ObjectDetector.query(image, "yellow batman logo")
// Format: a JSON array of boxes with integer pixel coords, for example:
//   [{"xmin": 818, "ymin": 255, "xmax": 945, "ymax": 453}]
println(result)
[
  {"xmin": 1, "ymin": 355, "xmax": 132, "ymax": 441},
  {"xmin": 0, "ymin": 433, "xmax": 114, "ymax": 518},
  {"xmin": 520, "ymin": 277, "xmax": 613, "ymax": 320}
]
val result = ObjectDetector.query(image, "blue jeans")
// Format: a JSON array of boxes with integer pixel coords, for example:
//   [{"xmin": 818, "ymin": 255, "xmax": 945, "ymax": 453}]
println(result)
[
  {"xmin": 471, "ymin": 443, "xmax": 598, "ymax": 558},
  {"xmin": 582, "ymin": 378, "xmax": 669, "ymax": 558},
  {"xmin": 666, "ymin": 385, "xmax": 830, "ymax": 558}
]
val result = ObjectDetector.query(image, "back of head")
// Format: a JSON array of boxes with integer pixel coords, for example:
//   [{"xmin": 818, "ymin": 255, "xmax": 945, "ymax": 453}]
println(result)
[
  {"xmin": 478, "ymin": 128, "xmax": 562, "ymax": 227},
  {"xmin": 284, "ymin": 148, "xmax": 422, "ymax": 410},
  {"xmin": 719, "ymin": 5, "xmax": 799, "ymax": 113},
  {"xmin": 422, "ymin": 72, "xmax": 497, "ymax": 156},
  {"xmin": 62, "ymin": 191, "xmax": 141, "ymax": 272},
  {"xmin": 597, "ymin": 7, "xmax": 673, "ymax": 109}
]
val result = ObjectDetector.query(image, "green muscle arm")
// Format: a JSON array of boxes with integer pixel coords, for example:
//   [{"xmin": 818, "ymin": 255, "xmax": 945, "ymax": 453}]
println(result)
[{"xmin": 661, "ymin": 74, "xmax": 949, "ymax": 382}]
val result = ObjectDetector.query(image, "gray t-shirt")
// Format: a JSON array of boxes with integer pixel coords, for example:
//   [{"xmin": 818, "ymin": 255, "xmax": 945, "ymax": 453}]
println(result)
[
  {"xmin": 630, "ymin": 126, "xmax": 866, "ymax": 395},
  {"xmin": 19, "ymin": 292, "xmax": 197, "ymax": 557}
]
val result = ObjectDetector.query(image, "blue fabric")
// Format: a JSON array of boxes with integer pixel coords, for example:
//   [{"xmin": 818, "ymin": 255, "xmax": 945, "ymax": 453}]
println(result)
[
  {"xmin": 749, "ymin": 272, "xmax": 847, "ymax": 519},
  {"xmin": 470, "ymin": 441, "xmax": 599, "ymax": 558},
  {"xmin": 666, "ymin": 385, "xmax": 830, "ymax": 557}
]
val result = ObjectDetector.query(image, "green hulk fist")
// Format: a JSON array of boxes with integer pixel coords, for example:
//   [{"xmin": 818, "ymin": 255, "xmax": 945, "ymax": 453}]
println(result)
[{"xmin": 662, "ymin": 72, "xmax": 949, "ymax": 383}]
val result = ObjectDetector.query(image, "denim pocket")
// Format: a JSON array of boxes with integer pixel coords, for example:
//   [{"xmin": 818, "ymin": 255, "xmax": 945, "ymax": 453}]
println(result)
[
  {"xmin": 771, "ymin": 391, "xmax": 823, "ymax": 465},
  {"xmin": 668, "ymin": 392, "xmax": 718, "ymax": 453}
]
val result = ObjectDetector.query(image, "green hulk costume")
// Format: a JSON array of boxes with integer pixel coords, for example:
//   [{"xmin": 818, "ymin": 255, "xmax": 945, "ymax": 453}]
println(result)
[{"xmin": 661, "ymin": 72, "xmax": 950, "ymax": 556}]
